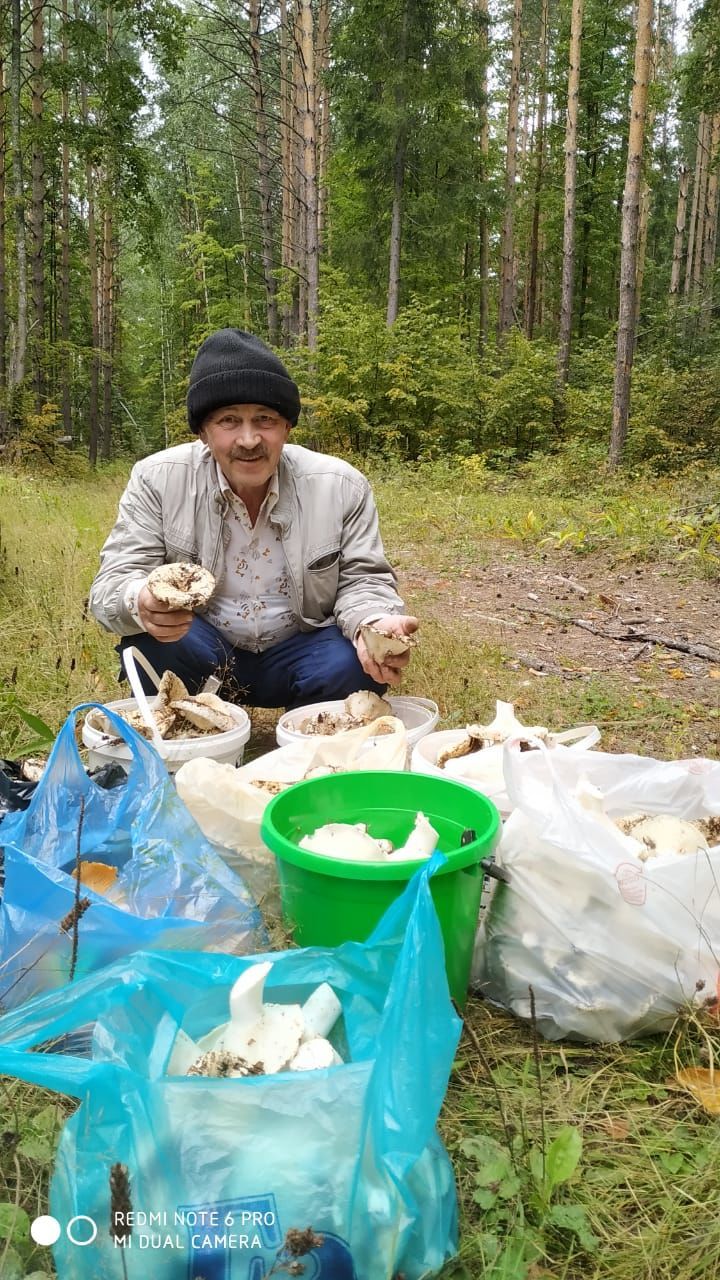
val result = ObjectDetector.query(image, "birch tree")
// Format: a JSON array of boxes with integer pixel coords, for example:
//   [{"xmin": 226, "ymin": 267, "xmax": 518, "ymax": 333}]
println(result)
[
  {"xmin": 609, "ymin": 0, "xmax": 654, "ymax": 470},
  {"xmin": 248, "ymin": 0, "xmax": 279, "ymax": 343},
  {"xmin": 0, "ymin": 57, "xmax": 6, "ymax": 414},
  {"xmin": 476, "ymin": 0, "xmax": 490, "ymax": 351},
  {"xmin": 59, "ymin": 0, "xmax": 72, "ymax": 438},
  {"xmin": 299, "ymin": 0, "xmax": 319, "ymax": 347},
  {"xmin": 386, "ymin": 0, "xmax": 410, "ymax": 327},
  {"xmin": 29, "ymin": 0, "xmax": 44, "ymax": 404},
  {"xmin": 526, "ymin": 0, "xmax": 549, "ymax": 339},
  {"xmin": 8, "ymin": 0, "xmax": 28, "ymax": 396},
  {"xmin": 669, "ymin": 163, "xmax": 689, "ymax": 299},
  {"xmin": 498, "ymin": 0, "xmax": 522, "ymax": 336},
  {"xmin": 557, "ymin": 0, "xmax": 583, "ymax": 385}
]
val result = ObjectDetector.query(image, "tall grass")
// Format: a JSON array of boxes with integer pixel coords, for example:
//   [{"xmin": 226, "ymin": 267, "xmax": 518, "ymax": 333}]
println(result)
[{"xmin": 0, "ymin": 471, "xmax": 123, "ymax": 752}]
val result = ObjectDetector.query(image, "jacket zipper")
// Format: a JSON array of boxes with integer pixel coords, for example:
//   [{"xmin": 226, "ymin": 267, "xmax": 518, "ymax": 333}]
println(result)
[{"xmin": 209, "ymin": 492, "xmax": 226, "ymax": 574}]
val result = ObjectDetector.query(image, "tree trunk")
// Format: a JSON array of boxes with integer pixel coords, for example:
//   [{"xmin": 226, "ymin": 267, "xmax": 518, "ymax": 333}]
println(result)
[
  {"xmin": 316, "ymin": 0, "xmax": 330, "ymax": 253},
  {"xmin": 609, "ymin": 0, "xmax": 653, "ymax": 470},
  {"xmin": 82, "ymin": 113, "xmax": 100, "ymax": 462},
  {"xmin": 100, "ymin": 193, "xmax": 114, "ymax": 460},
  {"xmin": 0, "ymin": 56, "xmax": 7, "ymax": 417},
  {"xmin": 691, "ymin": 112, "xmax": 710, "ymax": 296},
  {"xmin": 231, "ymin": 150, "xmax": 252, "ymax": 330},
  {"xmin": 697, "ymin": 111, "xmax": 720, "ymax": 330},
  {"xmin": 669, "ymin": 164, "xmax": 689, "ymax": 298},
  {"xmin": 299, "ymin": 0, "xmax": 318, "ymax": 348},
  {"xmin": 684, "ymin": 113, "xmax": 707, "ymax": 298},
  {"xmin": 386, "ymin": 137, "xmax": 407, "ymax": 328},
  {"xmin": 59, "ymin": 0, "xmax": 71, "ymax": 438},
  {"xmin": 248, "ymin": 0, "xmax": 279, "ymax": 343},
  {"xmin": 498, "ymin": 0, "xmax": 523, "ymax": 336},
  {"xmin": 279, "ymin": 0, "xmax": 294, "ymax": 343},
  {"xmin": 185, "ymin": 160, "xmax": 211, "ymax": 325},
  {"xmin": 29, "ymin": 0, "xmax": 45, "ymax": 406},
  {"xmin": 557, "ymin": 0, "xmax": 583, "ymax": 385},
  {"xmin": 386, "ymin": 0, "xmax": 410, "ymax": 328},
  {"xmin": 633, "ymin": 181, "xmax": 651, "ymax": 342},
  {"xmin": 98, "ymin": 5, "xmax": 114, "ymax": 461},
  {"xmin": 293, "ymin": 0, "xmax": 306, "ymax": 338},
  {"xmin": 9, "ymin": 0, "xmax": 28, "ymax": 395},
  {"xmin": 526, "ymin": 0, "xmax": 549, "ymax": 339},
  {"xmin": 476, "ymin": 0, "xmax": 490, "ymax": 353}
]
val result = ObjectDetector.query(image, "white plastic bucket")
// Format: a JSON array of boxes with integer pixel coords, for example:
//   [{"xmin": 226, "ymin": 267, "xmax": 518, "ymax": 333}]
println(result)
[
  {"xmin": 276, "ymin": 695, "xmax": 439, "ymax": 749},
  {"xmin": 82, "ymin": 648, "xmax": 251, "ymax": 774}
]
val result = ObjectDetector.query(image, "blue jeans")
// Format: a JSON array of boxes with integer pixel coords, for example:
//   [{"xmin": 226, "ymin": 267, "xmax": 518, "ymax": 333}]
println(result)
[{"xmin": 118, "ymin": 616, "xmax": 386, "ymax": 709}]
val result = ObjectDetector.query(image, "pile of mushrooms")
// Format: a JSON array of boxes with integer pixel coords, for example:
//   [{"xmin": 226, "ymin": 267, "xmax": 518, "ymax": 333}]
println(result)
[
  {"xmin": 299, "ymin": 811, "xmax": 439, "ymax": 863},
  {"xmin": 576, "ymin": 778, "xmax": 720, "ymax": 862},
  {"xmin": 167, "ymin": 962, "xmax": 344, "ymax": 1078}
]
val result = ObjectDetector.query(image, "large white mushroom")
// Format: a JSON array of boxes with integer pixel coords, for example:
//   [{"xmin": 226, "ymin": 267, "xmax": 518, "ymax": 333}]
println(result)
[{"xmin": 147, "ymin": 562, "xmax": 216, "ymax": 610}]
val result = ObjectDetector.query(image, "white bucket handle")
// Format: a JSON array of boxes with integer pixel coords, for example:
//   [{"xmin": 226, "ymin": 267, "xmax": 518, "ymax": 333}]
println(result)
[{"xmin": 121, "ymin": 646, "xmax": 168, "ymax": 754}]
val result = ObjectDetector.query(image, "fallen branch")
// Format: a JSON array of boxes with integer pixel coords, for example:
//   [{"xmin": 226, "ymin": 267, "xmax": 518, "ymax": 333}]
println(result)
[
  {"xmin": 513, "ymin": 605, "xmax": 720, "ymax": 664},
  {"xmin": 473, "ymin": 611, "xmax": 520, "ymax": 629},
  {"xmin": 553, "ymin": 574, "xmax": 589, "ymax": 596},
  {"xmin": 511, "ymin": 653, "xmax": 584, "ymax": 679}
]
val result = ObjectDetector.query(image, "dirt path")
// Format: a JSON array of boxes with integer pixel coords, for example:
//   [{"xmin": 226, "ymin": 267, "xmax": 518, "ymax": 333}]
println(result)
[{"xmin": 399, "ymin": 541, "xmax": 720, "ymax": 751}]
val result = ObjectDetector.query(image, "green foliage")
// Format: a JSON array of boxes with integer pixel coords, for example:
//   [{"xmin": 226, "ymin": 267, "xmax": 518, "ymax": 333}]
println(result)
[
  {"xmin": 0, "ymin": 690, "xmax": 56, "ymax": 756},
  {"xmin": 459, "ymin": 1122, "xmax": 597, "ymax": 1278}
]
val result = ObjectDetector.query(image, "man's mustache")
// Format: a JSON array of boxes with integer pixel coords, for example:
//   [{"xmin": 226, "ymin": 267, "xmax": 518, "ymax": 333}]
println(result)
[{"xmin": 230, "ymin": 449, "xmax": 267, "ymax": 461}]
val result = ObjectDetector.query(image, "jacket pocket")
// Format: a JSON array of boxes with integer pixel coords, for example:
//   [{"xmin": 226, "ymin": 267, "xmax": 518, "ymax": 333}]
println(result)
[
  {"xmin": 303, "ymin": 548, "xmax": 340, "ymax": 620},
  {"xmin": 163, "ymin": 531, "xmax": 198, "ymax": 562},
  {"xmin": 307, "ymin": 548, "xmax": 340, "ymax": 572}
]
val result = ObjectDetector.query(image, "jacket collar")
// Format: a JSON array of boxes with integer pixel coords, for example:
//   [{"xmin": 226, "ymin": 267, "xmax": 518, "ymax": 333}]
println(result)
[{"xmin": 270, "ymin": 450, "xmax": 296, "ymax": 532}]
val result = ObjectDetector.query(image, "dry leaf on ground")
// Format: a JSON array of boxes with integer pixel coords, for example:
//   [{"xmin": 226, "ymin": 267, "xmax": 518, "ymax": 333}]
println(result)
[{"xmin": 675, "ymin": 1067, "xmax": 720, "ymax": 1115}]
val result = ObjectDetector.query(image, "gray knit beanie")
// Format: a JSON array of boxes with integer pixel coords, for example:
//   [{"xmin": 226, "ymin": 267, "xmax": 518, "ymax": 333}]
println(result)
[{"xmin": 187, "ymin": 328, "xmax": 301, "ymax": 432}]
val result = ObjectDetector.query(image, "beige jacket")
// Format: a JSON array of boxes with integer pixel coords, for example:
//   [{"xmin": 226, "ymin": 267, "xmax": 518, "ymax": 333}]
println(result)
[{"xmin": 88, "ymin": 440, "xmax": 404, "ymax": 641}]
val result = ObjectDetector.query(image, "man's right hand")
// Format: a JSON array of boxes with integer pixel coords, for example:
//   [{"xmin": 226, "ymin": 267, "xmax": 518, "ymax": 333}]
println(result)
[{"xmin": 137, "ymin": 585, "xmax": 194, "ymax": 643}]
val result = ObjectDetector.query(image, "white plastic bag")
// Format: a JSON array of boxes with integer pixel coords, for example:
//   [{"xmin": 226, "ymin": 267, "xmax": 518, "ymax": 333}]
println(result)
[
  {"xmin": 411, "ymin": 721, "xmax": 600, "ymax": 817},
  {"xmin": 475, "ymin": 745, "xmax": 720, "ymax": 1042},
  {"xmin": 175, "ymin": 715, "xmax": 409, "ymax": 857}
]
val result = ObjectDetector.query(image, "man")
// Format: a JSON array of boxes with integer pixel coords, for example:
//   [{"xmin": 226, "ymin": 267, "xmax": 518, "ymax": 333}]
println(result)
[{"xmin": 89, "ymin": 328, "xmax": 418, "ymax": 707}]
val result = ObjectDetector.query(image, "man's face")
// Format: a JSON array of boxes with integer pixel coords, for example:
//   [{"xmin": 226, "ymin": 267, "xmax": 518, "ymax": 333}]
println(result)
[{"xmin": 199, "ymin": 404, "xmax": 291, "ymax": 496}]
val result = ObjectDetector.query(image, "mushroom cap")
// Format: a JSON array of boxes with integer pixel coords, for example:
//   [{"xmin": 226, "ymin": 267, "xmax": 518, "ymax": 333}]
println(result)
[{"xmin": 147, "ymin": 562, "xmax": 216, "ymax": 610}]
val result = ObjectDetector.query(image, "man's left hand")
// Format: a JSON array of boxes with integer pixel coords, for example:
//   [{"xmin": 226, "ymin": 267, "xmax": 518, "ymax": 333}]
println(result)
[{"xmin": 355, "ymin": 614, "xmax": 419, "ymax": 687}]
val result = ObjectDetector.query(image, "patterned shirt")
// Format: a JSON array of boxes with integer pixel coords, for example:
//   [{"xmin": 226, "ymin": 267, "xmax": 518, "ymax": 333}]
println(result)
[{"xmin": 201, "ymin": 464, "xmax": 299, "ymax": 652}]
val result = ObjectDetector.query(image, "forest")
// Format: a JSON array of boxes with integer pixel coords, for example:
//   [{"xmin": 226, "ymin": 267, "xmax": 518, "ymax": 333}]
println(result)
[{"xmin": 0, "ymin": 0, "xmax": 718, "ymax": 472}]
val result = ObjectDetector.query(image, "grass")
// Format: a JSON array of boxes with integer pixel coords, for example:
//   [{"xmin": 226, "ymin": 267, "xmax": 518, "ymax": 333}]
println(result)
[
  {"xmin": 0, "ymin": 456, "xmax": 719, "ymax": 1279},
  {"xmin": 372, "ymin": 456, "xmax": 720, "ymax": 579}
]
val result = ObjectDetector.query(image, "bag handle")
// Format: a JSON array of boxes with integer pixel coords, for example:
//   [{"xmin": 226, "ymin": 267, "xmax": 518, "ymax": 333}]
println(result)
[
  {"xmin": 550, "ymin": 724, "xmax": 601, "ymax": 750},
  {"xmin": 121, "ymin": 646, "xmax": 168, "ymax": 753},
  {"xmin": 502, "ymin": 734, "xmax": 628, "ymax": 862},
  {"xmin": 22, "ymin": 701, "xmax": 170, "ymax": 815},
  {"xmin": 350, "ymin": 714, "xmax": 406, "ymax": 750},
  {"xmin": 0, "ymin": 1047, "xmax": 108, "ymax": 1096},
  {"xmin": 0, "ymin": 959, "xmax": 158, "ymax": 1096}
]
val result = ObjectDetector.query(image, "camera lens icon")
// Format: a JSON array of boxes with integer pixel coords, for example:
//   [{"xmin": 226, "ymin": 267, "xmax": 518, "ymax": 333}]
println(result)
[{"xmin": 31, "ymin": 1214, "xmax": 98, "ymax": 1247}]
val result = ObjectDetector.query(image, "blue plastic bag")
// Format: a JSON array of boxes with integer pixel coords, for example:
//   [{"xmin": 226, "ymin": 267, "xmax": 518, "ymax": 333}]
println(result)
[
  {"xmin": 0, "ymin": 859, "xmax": 461, "ymax": 1279},
  {"xmin": 0, "ymin": 704, "xmax": 263, "ymax": 1007}
]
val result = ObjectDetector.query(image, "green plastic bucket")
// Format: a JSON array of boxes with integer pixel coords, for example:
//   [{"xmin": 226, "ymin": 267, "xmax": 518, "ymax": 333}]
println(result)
[{"xmin": 261, "ymin": 770, "xmax": 501, "ymax": 1006}]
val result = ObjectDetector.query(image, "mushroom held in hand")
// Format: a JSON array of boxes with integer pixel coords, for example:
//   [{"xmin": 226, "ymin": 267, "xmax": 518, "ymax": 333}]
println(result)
[
  {"xmin": 359, "ymin": 624, "xmax": 419, "ymax": 665},
  {"xmin": 146, "ymin": 562, "xmax": 216, "ymax": 611}
]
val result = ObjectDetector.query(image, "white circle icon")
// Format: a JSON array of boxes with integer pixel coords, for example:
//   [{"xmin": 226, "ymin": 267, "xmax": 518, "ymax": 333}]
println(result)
[
  {"xmin": 66, "ymin": 1215, "xmax": 98, "ymax": 1246},
  {"xmin": 30, "ymin": 1216, "xmax": 62, "ymax": 1247}
]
